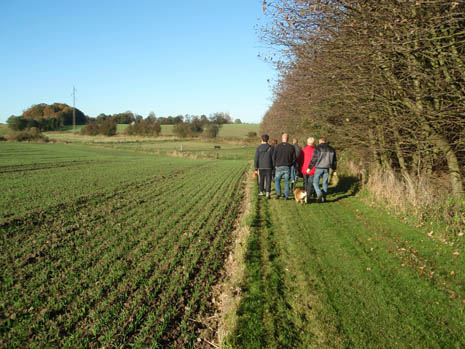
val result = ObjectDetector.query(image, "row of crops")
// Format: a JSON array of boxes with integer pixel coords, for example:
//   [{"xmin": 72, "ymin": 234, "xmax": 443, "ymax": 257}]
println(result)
[{"xmin": 0, "ymin": 143, "xmax": 247, "ymax": 347}]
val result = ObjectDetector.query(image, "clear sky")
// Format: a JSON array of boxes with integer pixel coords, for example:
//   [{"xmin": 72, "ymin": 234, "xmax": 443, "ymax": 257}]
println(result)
[{"xmin": 0, "ymin": 0, "xmax": 276, "ymax": 124}]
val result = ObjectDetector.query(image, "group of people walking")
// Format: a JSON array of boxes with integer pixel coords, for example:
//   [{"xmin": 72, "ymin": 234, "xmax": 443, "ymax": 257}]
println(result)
[{"xmin": 254, "ymin": 133, "xmax": 337, "ymax": 202}]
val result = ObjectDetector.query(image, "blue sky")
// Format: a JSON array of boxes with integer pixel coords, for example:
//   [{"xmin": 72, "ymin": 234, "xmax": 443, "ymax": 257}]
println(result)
[{"xmin": 0, "ymin": 0, "xmax": 276, "ymax": 124}]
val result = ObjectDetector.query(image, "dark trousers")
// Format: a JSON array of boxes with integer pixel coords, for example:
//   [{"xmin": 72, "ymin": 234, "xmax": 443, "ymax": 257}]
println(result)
[
  {"xmin": 303, "ymin": 174, "xmax": 315, "ymax": 196},
  {"xmin": 258, "ymin": 169, "xmax": 272, "ymax": 193}
]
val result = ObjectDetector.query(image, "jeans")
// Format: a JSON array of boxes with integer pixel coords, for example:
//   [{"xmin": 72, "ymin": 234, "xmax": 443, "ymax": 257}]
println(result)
[
  {"xmin": 290, "ymin": 164, "xmax": 296, "ymax": 183},
  {"xmin": 313, "ymin": 168, "xmax": 329, "ymax": 201},
  {"xmin": 275, "ymin": 166, "xmax": 290, "ymax": 198},
  {"xmin": 303, "ymin": 174, "xmax": 315, "ymax": 196},
  {"xmin": 258, "ymin": 169, "xmax": 272, "ymax": 194}
]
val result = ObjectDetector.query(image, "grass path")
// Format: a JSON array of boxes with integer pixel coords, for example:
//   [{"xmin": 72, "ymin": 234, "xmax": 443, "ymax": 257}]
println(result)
[{"xmin": 228, "ymin": 176, "xmax": 465, "ymax": 348}]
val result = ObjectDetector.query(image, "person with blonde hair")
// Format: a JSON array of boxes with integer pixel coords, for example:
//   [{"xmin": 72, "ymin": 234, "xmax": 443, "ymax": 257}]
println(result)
[{"xmin": 297, "ymin": 136, "xmax": 316, "ymax": 202}]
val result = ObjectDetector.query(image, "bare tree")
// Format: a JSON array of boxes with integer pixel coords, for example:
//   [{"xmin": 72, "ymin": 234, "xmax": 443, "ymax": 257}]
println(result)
[{"xmin": 260, "ymin": 0, "xmax": 465, "ymax": 194}]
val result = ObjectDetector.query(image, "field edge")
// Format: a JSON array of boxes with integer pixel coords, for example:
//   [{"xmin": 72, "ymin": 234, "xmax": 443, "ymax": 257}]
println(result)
[{"xmin": 216, "ymin": 164, "xmax": 254, "ymax": 347}]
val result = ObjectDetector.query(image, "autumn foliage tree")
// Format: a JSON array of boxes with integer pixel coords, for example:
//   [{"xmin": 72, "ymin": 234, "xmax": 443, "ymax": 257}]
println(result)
[{"xmin": 7, "ymin": 103, "xmax": 87, "ymax": 131}]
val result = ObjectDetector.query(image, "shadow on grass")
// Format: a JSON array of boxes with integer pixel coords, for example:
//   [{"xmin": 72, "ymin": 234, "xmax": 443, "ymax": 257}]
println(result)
[{"xmin": 327, "ymin": 175, "xmax": 360, "ymax": 202}]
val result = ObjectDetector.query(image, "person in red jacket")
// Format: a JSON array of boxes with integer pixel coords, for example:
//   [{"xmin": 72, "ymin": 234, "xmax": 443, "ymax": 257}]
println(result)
[{"xmin": 298, "ymin": 137, "xmax": 316, "ymax": 202}]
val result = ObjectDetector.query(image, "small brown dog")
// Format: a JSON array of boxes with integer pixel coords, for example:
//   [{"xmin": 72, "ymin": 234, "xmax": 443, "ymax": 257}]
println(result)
[{"xmin": 294, "ymin": 188, "xmax": 307, "ymax": 204}]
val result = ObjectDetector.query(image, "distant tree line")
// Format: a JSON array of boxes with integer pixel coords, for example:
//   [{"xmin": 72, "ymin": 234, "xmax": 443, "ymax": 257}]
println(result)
[
  {"xmin": 260, "ymin": 0, "xmax": 465, "ymax": 195},
  {"xmin": 81, "ymin": 111, "xmax": 235, "ymax": 138},
  {"xmin": 81, "ymin": 119, "xmax": 118, "ymax": 137},
  {"xmin": 172, "ymin": 113, "xmax": 235, "ymax": 138},
  {"xmin": 6, "ymin": 103, "xmax": 241, "ymax": 139},
  {"xmin": 125, "ymin": 119, "xmax": 161, "ymax": 137},
  {"xmin": 91, "ymin": 111, "xmax": 240, "ymax": 126}
]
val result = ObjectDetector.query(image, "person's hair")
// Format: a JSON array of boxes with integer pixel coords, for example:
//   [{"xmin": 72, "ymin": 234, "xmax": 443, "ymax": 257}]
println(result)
[
  {"xmin": 319, "ymin": 136, "xmax": 327, "ymax": 143},
  {"xmin": 307, "ymin": 137, "xmax": 315, "ymax": 145},
  {"xmin": 271, "ymin": 139, "xmax": 278, "ymax": 146},
  {"xmin": 292, "ymin": 138, "xmax": 298, "ymax": 144},
  {"xmin": 261, "ymin": 134, "xmax": 269, "ymax": 142}
]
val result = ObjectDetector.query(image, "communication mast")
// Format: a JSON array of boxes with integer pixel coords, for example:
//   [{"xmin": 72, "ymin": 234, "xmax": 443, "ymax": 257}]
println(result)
[{"xmin": 72, "ymin": 86, "xmax": 76, "ymax": 132}]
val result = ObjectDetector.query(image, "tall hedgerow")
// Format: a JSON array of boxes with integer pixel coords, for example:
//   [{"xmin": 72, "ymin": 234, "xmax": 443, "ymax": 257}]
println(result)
[
  {"xmin": 81, "ymin": 118, "xmax": 117, "ymax": 136},
  {"xmin": 125, "ymin": 120, "xmax": 161, "ymax": 136}
]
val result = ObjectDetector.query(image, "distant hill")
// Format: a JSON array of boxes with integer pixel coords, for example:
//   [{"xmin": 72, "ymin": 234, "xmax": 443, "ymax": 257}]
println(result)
[{"xmin": 22, "ymin": 103, "xmax": 87, "ymax": 125}]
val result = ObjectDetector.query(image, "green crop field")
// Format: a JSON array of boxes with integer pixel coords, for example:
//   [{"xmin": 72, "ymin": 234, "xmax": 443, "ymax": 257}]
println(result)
[
  {"xmin": 43, "ymin": 129, "xmax": 257, "ymax": 160},
  {"xmin": 43, "ymin": 123, "xmax": 259, "ymax": 145},
  {"xmin": 217, "ymin": 124, "xmax": 259, "ymax": 138},
  {"xmin": 117, "ymin": 124, "xmax": 129, "ymax": 133},
  {"xmin": 0, "ymin": 142, "xmax": 247, "ymax": 347},
  {"xmin": 160, "ymin": 125, "xmax": 174, "ymax": 136},
  {"xmin": 94, "ymin": 140, "xmax": 255, "ymax": 161}
]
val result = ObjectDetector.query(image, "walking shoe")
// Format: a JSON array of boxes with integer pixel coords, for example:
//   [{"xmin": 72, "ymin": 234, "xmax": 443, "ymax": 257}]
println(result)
[
  {"xmin": 276, "ymin": 195, "xmax": 281, "ymax": 200},
  {"xmin": 259, "ymin": 191, "xmax": 264, "ymax": 196},
  {"xmin": 266, "ymin": 192, "xmax": 271, "ymax": 199},
  {"xmin": 316, "ymin": 193, "xmax": 323, "ymax": 202}
]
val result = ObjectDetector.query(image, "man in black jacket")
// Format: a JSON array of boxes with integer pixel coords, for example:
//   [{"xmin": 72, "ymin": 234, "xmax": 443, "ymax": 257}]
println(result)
[
  {"xmin": 309, "ymin": 137, "xmax": 337, "ymax": 202},
  {"xmin": 254, "ymin": 134, "xmax": 273, "ymax": 199},
  {"xmin": 272, "ymin": 133, "xmax": 296, "ymax": 200}
]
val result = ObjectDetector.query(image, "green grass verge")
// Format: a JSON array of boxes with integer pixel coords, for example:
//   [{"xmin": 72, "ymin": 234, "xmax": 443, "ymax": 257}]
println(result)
[
  {"xmin": 228, "ymin": 183, "xmax": 300, "ymax": 348},
  {"xmin": 228, "ymin": 176, "xmax": 465, "ymax": 347}
]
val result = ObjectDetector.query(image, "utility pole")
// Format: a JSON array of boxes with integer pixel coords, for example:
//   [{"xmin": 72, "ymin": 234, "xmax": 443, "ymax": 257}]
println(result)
[{"xmin": 72, "ymin": 86, "xmax": 76, "ymax": 132}]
